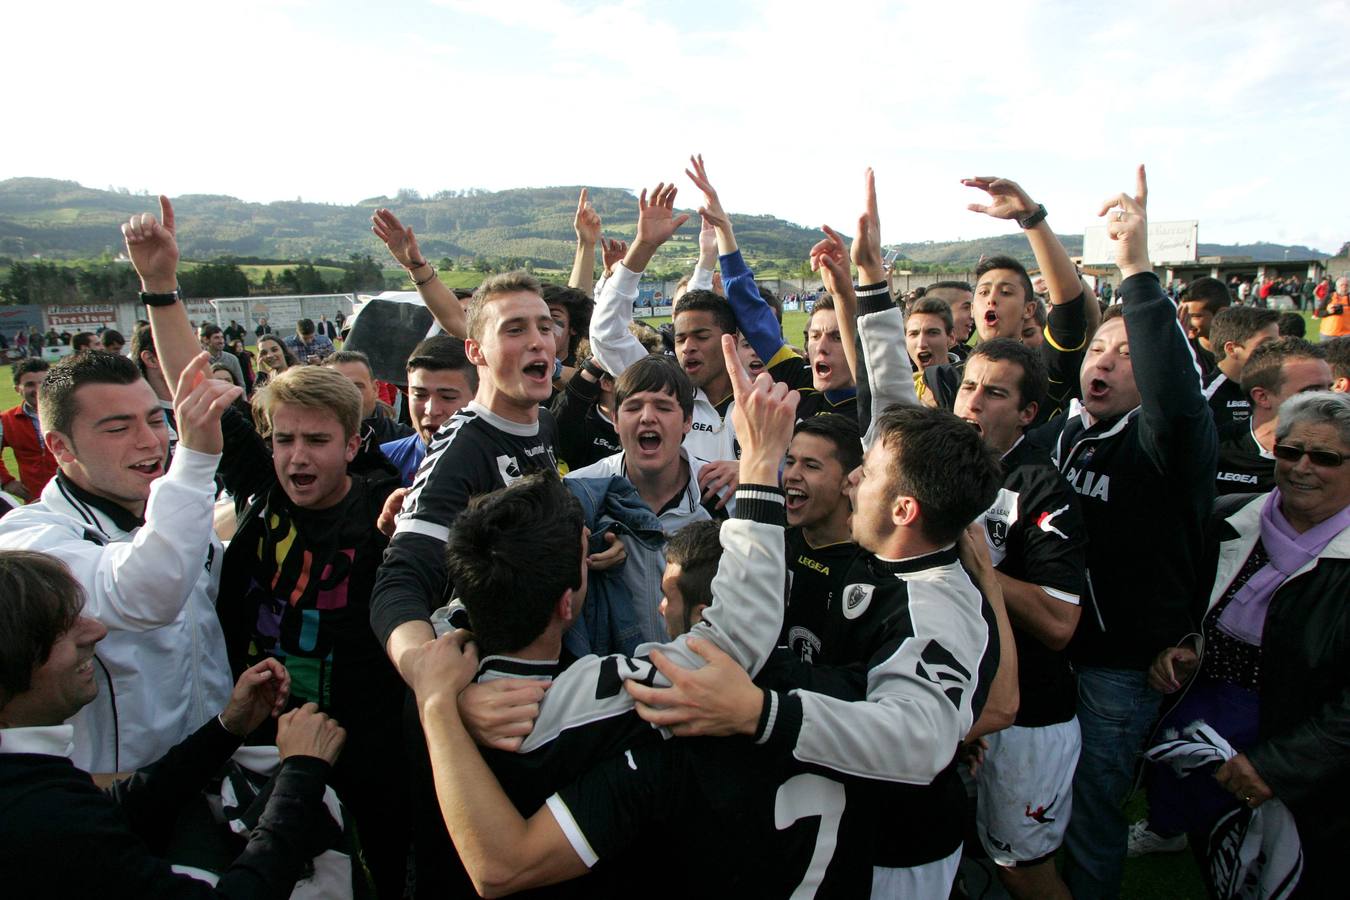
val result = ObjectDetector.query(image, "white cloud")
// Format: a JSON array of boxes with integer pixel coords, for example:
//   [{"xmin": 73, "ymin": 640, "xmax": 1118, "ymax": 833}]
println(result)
[{"xmin": 3, "ymin": 0, "xmax": 1346, "ymax": 251}]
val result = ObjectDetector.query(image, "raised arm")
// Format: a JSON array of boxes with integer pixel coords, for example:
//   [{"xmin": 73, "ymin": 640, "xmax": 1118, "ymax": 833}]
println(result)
[
  {"xmin": 962, "ymin": 176, "xmax": 1080, "ymax": 307},
  {"xmin": 568, "ymin": 188, "xmax": 600, "ymax": 297},
  {"xmin": 589, "ymin": 183, "xmax": 688, "ymax": 378},
  {"xmin": 372, "ymin": 208, "xmax": 467, "ymax": 339},
  {"xmin": 121, "ymin": 196, "xmax": 196, "ymax": 386},
  {"xmin": 686, "ymin": 156, "xmax": 788, "ymax": 368}
]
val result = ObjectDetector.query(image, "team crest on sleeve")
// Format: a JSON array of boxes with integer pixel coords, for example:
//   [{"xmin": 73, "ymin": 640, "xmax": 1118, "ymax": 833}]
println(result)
[
  {"xmin": 841, "ymin": 584, "xmax": 874, "ymax": 620},
  {"xmin": 980, "ymin": 488, "xmax": 1020, "ymax": 560}
]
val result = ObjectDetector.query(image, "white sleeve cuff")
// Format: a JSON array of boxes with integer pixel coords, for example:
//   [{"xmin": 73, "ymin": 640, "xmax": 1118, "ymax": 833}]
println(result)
[{"xmin": 544, "ymin": 794, "xmax": 599, "ymax": 868}]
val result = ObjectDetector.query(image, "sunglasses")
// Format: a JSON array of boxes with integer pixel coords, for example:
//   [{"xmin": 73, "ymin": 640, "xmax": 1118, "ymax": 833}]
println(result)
[{"xmin": 1273, "ymin": 444, "xmax": 1345, "ymax": 468}]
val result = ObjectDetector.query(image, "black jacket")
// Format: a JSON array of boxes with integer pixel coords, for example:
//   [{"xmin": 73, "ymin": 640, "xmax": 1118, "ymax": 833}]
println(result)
[
  {"xmin": 1034, "ymin": 272, "xmax": 1217, "ymax": 669},
  {"xmin": 0, "ymin": 718, "xmax": 335, "ymax": 898},
  {"xmin": 1203, "ymin": 494, "xmax": 1350, "ymax": 859}
]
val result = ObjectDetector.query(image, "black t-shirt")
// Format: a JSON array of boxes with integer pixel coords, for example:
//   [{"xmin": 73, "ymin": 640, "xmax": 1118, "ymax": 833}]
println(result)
[
  {"xmin": 370, "ymin": 402, "xmax": 560, "ymax": 646},
  {"xmin": 554, "ymin": 737, "xmax": 874, "ymax": 899},
  {"xmin": 1190, "ymin": 338, "xmax": 1218, "ymax": 380},
  {"xmin": 782, "ymin": 529, "xmax": 862, "ymax": 663},
  {"xmin": 766, "ymin": 352, "xmax": 859, "ymax": 424},
  {"xmin": 1215, "ymin": 427, "xmax": 1275, "ymax": 495},
  {"xmin": 550, "ymin": 373, "xmax": 621, "ymax": 471},
  {"xmin": 982, "ymin": 437, "xmax": 1086, "ymax": 726},
  {"xmin": 1205, "ymin": 371, "xmax": 1251, "ymax": 431}
]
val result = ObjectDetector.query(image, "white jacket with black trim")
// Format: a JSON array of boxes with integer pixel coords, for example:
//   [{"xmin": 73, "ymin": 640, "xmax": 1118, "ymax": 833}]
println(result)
[{"xmin": 0, "ymin": 448, "xmax": 233, "ymax": 773}]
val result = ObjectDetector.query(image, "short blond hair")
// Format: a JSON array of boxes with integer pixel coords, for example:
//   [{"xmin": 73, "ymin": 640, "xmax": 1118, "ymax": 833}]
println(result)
[
  {"xmin": 467, "ymin": 271, "xmax": 543, "ymax": 342},
  {"xmin": 252, "ymin": 365, "xmax": 363, "ymax": 439}
]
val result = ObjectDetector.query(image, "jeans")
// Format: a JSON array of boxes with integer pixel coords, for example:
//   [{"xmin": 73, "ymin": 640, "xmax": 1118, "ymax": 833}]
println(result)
[{"xmin": 1062, "ymin": 666, "xmax": 1162, "ymax": 900}]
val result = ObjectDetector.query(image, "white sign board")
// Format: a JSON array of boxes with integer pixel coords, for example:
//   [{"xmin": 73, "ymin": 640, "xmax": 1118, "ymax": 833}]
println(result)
[{"xmin": 1082, "ymin": 219, "xmax": 1198, "ymax": 266}]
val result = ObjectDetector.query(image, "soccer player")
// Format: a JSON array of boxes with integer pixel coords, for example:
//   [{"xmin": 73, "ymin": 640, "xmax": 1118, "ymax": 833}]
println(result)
[
  {"xmin": 1204, "ymin": 305, "xmax": 1281, "ymax": 430},
  {"xmin": 1215, "ymin": 338, "xmax": 1332, "ymax": 495},
  {"xmin": 372, "ymin": 269, "xmax": 562, "ymax": 684},
  {"xmin": 955, "ymin": 339, "xmax": 1087, "ymax": 900},
  {"xmin": 1035, "ymin": 168, "xmax": 1218, "ymax": 898},
  {"xmin": 906, "ymin": 298, "xmax": 956, "ymax": 406},
  {"xmin": 381, "ymin": 336, "xmax": 478, "ymax": 486}
]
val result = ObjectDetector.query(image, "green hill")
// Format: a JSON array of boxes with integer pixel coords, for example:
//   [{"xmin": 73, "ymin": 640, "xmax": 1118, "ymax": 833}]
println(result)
[{"xmin": 0, "ymin": 177, "xmax": 1333, "ymax": 273}]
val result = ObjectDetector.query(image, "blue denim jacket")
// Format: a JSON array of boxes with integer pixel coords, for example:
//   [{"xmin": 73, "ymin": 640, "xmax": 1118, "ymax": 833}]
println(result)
[{"xmin": 563, "ymin": 476, "xmax": 667, "ymax": 657}]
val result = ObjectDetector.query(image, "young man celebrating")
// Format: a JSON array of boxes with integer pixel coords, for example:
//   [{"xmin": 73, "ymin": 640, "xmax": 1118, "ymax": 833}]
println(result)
[
  {"xmin": 955, "ymin": 339, "xmax": 1087, "ymax": 900},
  {"xmin": 0, "ymin": 343, "xmax": 241, "ymax": 773},
  {"xmin": 0, "ymin": 358, "xmax": 56, "ymax": 501},
  {"xmin": 567, "ymin": 354, "xmax": 715, "ymax": 533},
  {"xmin": 128, "ymin": 197, "xmax": 412, "ymax": 897},
  {"xmin": 325, "ymin": 348, "xmax": 416, "ymax": 445},
  {"xmin": 1203, "ymin": 305, "xmax": 1281, "ymax": 430},
  {"xmin": 381, "ymin": 336, "xmax": 478, "ymax": 485},
  {"xmin": 587, "ymin": 181, "xmax": 741, "ymax": 495},
  {"xmin": 373, "ymin": 269, "xmax": 561, "ymax": 683}
]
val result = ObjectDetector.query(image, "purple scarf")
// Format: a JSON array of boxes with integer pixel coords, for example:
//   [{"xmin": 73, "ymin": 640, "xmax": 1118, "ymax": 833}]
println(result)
[{"xmin": 1217, "ymin": 490, "xmax": 1350, "ymax": 645}]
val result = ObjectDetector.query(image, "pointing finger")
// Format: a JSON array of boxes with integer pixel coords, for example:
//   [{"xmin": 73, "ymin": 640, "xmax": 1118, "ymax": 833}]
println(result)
[
  {"xmin": 1135, "ymin": 164, "xmax": 1148, "ymax": 210},
  {"xmin": 721, "ymin": 333, "xmax": 752, "ymax": 400},
  {"xmin": 159, "ymin": 196, "xmax": 175, "ymax": 234}
]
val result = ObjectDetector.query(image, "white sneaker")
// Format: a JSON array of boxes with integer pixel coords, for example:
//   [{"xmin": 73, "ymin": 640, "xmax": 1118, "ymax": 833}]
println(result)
[{"xmin": 1127, "ymin": 819, "xmax": 1188, "ymax": 857}]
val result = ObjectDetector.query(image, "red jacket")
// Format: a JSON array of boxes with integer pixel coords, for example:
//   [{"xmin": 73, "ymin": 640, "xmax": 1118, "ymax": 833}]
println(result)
[{"xmin": 0, "ymin": 404, "xmax": 57, "ymax": 499}]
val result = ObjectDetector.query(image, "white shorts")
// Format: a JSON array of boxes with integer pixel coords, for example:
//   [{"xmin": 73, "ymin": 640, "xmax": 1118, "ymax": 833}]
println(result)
[
  {"xmin": 976, "ymin": 718, "xmax": 1081, "ymax": 867},
  {"xmin": 871, "ymin": 845, "xmax": 961, "ymax": 899}
]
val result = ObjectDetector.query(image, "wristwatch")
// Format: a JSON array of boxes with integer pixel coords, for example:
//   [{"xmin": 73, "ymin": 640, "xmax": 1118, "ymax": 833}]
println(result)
[
  {"xmin": 1017, "ymin": 204, "xmax": 1048, "ymax": 230},
  {"xmin": 140, "ymin": 290, "xmax": 181, "ymax": 307}
]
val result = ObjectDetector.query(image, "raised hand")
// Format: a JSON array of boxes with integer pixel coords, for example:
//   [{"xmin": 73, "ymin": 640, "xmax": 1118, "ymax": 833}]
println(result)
[
  {"xmin": 697, "ymin": 214, "xmax": 718, "ymax": 266},
  {"xmin": 172, "ymin": 351, "xmax": 245, "ymax": 454},
  {"xmin": 961, "ymin": 176, "xmax": 1038, "ymax": 222},
  {"xmin": 600, "ymin": 237, "xmax": 628, "ymax": 275},
  {"xmin": 634, "ymin": 183, "xmax": 689, "ymax": 248},
  {"xmin": 723, "ymin": 333, "xmax": 798, "ymax": 485},
  {"xmin": 219, "ymin": 658, "xmax": 291, "ymax": 737},
  {"xmin": 121, "ymin": 195, "xmax": 180, "ymax": 293},
  {"xmin": 685, "ymin": 154, "xmax": 731, "ymax": 232},
  {"xmin": 851, "ymin": 169, "xmax": 885, "ymax": 286},
  {"xmin": 1097, "ymin": 164, "xmax": 1150, "ymax": 279},
  {"xmin": 574, "ymin": 188, "xmax": 601, "ymax": 245},
  {"xmin": 276, "ymin": 703, "xmax": 346, "ymax": 765},
  {"xmin": 371, "ymin": 208, "xmax": 426, "ymax": 269},
  {"xmin": 811, "ymin": 225, "xmax": 853, "ymax": 299}
]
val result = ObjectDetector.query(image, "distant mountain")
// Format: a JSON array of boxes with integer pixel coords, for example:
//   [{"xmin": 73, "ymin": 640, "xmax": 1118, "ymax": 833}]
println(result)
[{"xmin": 0, "ymin": 177, "xmax": 1333, "ymax": 271}]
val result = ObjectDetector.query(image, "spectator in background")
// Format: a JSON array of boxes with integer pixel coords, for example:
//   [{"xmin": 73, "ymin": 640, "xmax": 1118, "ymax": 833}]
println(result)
[
  {"xmin": 316, "ymin": 315, "xmax": 338, "ymax": 342},
  {"xmin": 924, "ymin": 280, "xmax": 976, "ymax": 357},
  {"xmin": 129, "ymin": 325, "xmax": 180, "ymax": 459},
  {"xmin": 254, "ymin": 334, "xmax": 295, "ymax": 391},
  {"xmin": 198, "ymin": 323, "xmax": 248, "ymax": 393},
  {"xmin": 380, "ymin": 337, "xmax": 477, "ymax": 486},
  {"xmin": 99, "ymin": 330, "xmax": 125, "ymax": 355},
  {"xmin": 254, "ymin": 316, "xmax": 273, "ymax": 337},
  {"xmin": 0, "ymin": 359, "xmax": 56, "ymax": 502},
  {"xmin": 223, "ymin": 318, "xmax": 247, "ymax": 344},
  {"xmin": 228, "ymin": 338, "xmax": 256, "ymax": 388},
  {"xmin": 1316, "ymin": 276, "xmax": 1350, "ymax": 338},
  {"xmin": 71, "ymin": 333, "xmax": 96, "ymax": 355},
  {"xmin": 285, "ymin": 318, "xmax": 335, "ymax": 364},
  {"xmin": 324, "ymin": 349, "xmax": 414, "ymax": 445}
]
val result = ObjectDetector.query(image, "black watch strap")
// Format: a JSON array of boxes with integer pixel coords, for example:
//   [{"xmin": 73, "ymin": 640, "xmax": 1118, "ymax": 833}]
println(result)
[
  {"xmin": 140, "ymin": 290, "xmax": 181, "ymax": 307},
  {"xmin": 1017, "ymin": 204, "xmax": 1048, "ymax": 230}
]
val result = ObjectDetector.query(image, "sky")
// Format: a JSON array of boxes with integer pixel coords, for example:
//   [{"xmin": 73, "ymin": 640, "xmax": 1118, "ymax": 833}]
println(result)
[{"xmin": 7, "ymin": 0, "xmax": 1348, "ymax": 253}]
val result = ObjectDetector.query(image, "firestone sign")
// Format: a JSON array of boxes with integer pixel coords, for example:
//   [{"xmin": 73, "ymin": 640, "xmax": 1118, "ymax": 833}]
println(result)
[{"xmin": 45, "ymin": 304, "xmax": 118, "ymax": 328}]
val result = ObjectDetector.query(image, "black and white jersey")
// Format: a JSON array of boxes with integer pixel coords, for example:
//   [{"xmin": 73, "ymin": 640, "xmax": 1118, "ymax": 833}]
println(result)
[
  {"xmin": 1204, "ymin": 371, "xmax": 1251, "ymax": 431},
  {"xmin": 1215, "ymin": 425, "xmax": 1276, "ymax": 495},
  {"xmin": 782, "ymin": 529, "xmax": 861, "ymax": 664},
  {"xmin": 550, "ymin": 736, "xmax": 874, "ymax": 899},
  {"xmin": 980, "ymin": 436, "xmax": 1086, "ymax": 727},
  {"xmin": 369, "ymin": 401, "xmax": 559, "ymax": 646}
]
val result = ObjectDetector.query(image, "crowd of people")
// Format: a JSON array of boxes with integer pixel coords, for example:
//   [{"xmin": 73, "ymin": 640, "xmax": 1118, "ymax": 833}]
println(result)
[{"xmin": 0, "ymin": 159, "xmax": 1346, "ymax": 900}]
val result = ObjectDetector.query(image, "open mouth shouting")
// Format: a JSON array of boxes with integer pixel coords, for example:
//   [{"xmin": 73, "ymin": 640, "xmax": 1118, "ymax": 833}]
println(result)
[
  {"xmin": 963, "ymin": 418, "xmax": 983, "ymax": 436},
  {"xmin": 785, "ymin": 486, "xmax": 808, "ymax": 514},
  {"xmin": 636, "ymin": 429, "xmax": 663, "ymax": 455},
  {"xmin": 522, "ymin": 359, "xmax": 551, "ymax": 386},
  {"xmin": 1087, "ymin": 377, "xmax": 1110, "ymax": 401},
  {"xmin": 915, "ymin": 349, "xmax": 934, "ymax": 368},
  {"xmin": 129, "ymin": 457, "xmax": 164, "ymax": 479}
]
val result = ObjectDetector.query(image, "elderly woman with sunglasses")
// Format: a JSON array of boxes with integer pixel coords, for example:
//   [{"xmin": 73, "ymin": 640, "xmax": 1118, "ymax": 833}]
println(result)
[{"xmin": 1146, "ymin": 390, "xmax": 1350, "ymax": 896}]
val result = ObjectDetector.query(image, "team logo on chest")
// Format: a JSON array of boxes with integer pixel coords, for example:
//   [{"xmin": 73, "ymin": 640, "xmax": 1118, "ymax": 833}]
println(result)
[{"xmin": 841, "ymin": 583, "xmax": 874, "ymax": 620}]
